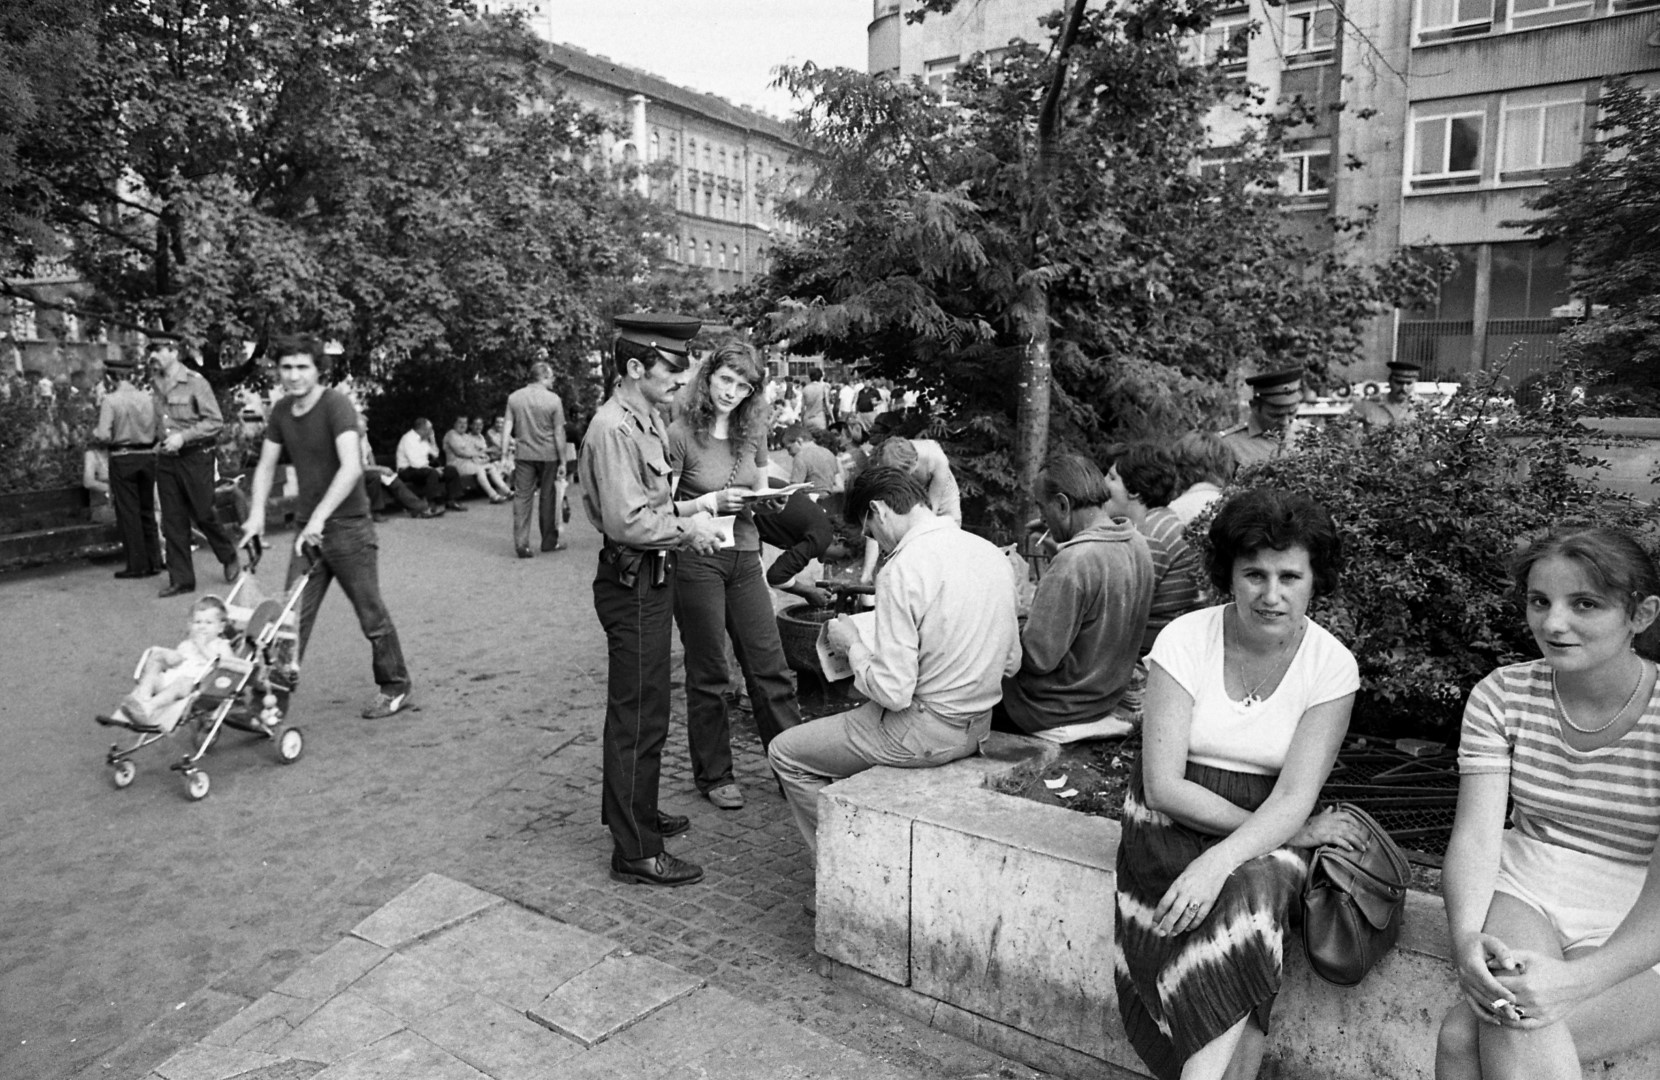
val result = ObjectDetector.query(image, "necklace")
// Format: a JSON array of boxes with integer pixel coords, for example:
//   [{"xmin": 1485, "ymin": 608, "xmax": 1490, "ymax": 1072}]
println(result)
[
  {"xmin": 1229, "ymin": 611, "xmax": 1304, "ymax": 710},
  {"xmin": 1552, "ymin": 660, "xmax": 1649, "ymax": 735}
]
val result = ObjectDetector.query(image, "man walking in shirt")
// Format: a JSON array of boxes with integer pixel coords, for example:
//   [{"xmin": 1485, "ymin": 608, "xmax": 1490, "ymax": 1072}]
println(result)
[
  {"xmin": 151, "ymin": 334, "xmax": 241, "ymax": 597},
  {"xmin": 240, "ymin": 334, "xmax": 413, "ymax": 719},
  {"xmin": 94, "ymin": 353, "xmax": 163, "ymax": 579},
  {"xmin": 768, "ymin": 466, "xmax": 1021, "ymax": 864},
  {"xmin": 502, "ymin": 360, "xmax": 567, "ymax": 558}
]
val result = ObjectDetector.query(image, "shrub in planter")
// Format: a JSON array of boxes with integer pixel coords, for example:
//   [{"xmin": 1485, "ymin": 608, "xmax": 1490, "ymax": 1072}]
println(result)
[
  {"xmin": 1197, "ymin": 369, "xmax": 1655, "ymax": 741},
  {"xmin": 0, "ymin": 378, "xmax": 99, "ymax": 496}
]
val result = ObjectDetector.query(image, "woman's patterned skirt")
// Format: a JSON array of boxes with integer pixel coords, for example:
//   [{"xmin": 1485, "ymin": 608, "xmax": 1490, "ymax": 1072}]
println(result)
[{"xmin": 1113, "ymin": 761, "xmax": 1307, "ymax": 1080}]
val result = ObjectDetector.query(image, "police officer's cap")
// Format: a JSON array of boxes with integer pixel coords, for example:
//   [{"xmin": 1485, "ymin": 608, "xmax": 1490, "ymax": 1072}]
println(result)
[
  {"xmin": 103, "ymin": 356, "xmax": 140, "ymax": 373},
  {"xmin": 614, "ymin": 312, "xmax": 700, "ymax": 371},
  {"xmin": 1246, "ymin": 367, "xmax": 1303, "ymax": 401},
  {"xmin": 142, "ymin": 331, "xmax": 182, "ymax": 353},
  {"xmin": 1386, "ymin": 361, "xmax": 1422, "ymax": 376}
]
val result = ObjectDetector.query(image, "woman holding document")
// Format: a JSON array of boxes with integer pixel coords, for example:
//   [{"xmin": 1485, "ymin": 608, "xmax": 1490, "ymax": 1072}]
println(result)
[{"xmin": 668, "ymin": 341, "xmax": 803, "ymax": 810}]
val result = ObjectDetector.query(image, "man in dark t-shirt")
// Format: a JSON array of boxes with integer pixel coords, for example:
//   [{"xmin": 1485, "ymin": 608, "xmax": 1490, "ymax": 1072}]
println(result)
[{"xmin": 240, "ymin": 334, "xmax": 413, "ymax": 719}]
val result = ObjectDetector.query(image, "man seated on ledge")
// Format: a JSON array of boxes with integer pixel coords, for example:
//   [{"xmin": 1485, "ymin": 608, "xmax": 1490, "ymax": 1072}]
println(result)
[
  {"xmin": 768, "ymin": 466, "xmax": 1021, "ymax": 864},
  {"xmin": 993, "ymin": 454, "xmax": 1154, "ymax": 735}
]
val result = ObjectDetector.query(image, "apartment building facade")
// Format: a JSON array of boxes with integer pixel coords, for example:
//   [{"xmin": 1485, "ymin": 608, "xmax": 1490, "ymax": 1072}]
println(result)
[
  {"xmin": 867, "ymin": 0, "xmax": 1660, "ymax": 383},
  {"xmin": 534, "ymin": 41, "xmax": 808, "ymax": 290}
]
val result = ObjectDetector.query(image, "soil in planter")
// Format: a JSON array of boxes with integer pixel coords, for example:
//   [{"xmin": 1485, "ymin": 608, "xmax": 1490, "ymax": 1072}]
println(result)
[{"xmin": 997, "ymin": 733, "xmax": 1446, "ymax": 895}]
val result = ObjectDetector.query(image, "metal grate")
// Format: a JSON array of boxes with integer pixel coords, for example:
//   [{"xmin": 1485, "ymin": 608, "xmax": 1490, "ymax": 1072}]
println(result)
[{"xmin": 1321, "ymin": 738, "xmax": 1460, "ymax": 866}]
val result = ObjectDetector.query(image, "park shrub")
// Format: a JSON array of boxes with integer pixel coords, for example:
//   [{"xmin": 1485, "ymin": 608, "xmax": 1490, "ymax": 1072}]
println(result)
[
  {"xmin": 1200, "ymin": 367, "xmax": 1655, "ymax": 741},
  {"xmin": 0, "ymin": 378, "xmax": 98, "ymax": 496}
]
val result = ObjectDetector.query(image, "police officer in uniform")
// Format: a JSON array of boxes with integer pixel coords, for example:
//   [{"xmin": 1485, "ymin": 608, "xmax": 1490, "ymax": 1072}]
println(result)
[
  {"xmin": 1219, "ymin": 367, "xmax": 1303, "ymax": 469},
  {"xmin": 150, "ymin": 334, "xmax": 242, "ymax": 597},
  {"xmin": 1350, "ymin": 360, "xmax": 1421, "ymax": 429},
  {"xmin": 94, "ymin": 353, "xmax": 164, "ymax": 579},
  {"xmin": 579, "ymin": 312, "xmax": 724, "ymax": 887}
]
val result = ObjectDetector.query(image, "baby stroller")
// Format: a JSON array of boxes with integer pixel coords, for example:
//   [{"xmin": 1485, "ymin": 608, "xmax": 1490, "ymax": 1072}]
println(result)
[{"xmin": 97, "ymin": 539, "xmax": 311, "ymax": 800}]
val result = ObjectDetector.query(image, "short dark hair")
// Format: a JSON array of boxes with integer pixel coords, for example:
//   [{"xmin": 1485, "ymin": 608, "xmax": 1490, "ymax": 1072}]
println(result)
[
  {"xmin": 529, "ymin": 360, "xmax": 554, "ymax": 382},
  {"xmin": 1035, "ymin": 453, "xmax": 1109, "ymax": 508},
  {"xmin": 843, "ymin": 465, "xmax": 928, "ymax": 528},
  {"xmin": 1169, "ymin": 432, "xmax": 1236, "ymax": 489},
  {"xmin": 781, "ymin": 424, "xmax": 808, "ymax": 444},
  {"xmin": 1114, "ymin": 442, "xmax": 1181, "ymax": 508},
  {"xmin": 1511, "ymin": 526, "xmax": 1660, "ymax": 658},
  {"xmin": 270, "ymin": 333, "xmax": 332, "ymax": 376},
  {"xmin": 810, "ymin": 366, "xmax": 823, "ymax": 381},
  {"xmin": 1205, "ymin": 488, "xmax": 1343, "ymax": 598}
]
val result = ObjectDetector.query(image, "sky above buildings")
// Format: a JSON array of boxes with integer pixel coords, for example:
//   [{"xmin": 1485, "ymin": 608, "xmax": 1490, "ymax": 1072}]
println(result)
[{"xmin": 541, "ymin": 0, "xmax": 873, "ymax": 117}]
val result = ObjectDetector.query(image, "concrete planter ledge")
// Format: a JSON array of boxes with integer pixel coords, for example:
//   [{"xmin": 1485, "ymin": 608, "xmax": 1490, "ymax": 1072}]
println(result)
[{"xmin": 813, "ymin": 733, "xmax": 1660, "ymax": 1080}]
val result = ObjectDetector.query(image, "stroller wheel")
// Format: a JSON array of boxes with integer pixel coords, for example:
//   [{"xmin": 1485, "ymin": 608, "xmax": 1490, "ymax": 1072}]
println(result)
[
  {"xmin": 185, "ymin": 770, "xmax": 211, "ymax": 801},
  {"xmin": 277, "ymin": 727, "xmax": 304, "ymax": 763},
  {"xmin": 111, "ymin": 760, "xmax": 136, "ymax": 789}
]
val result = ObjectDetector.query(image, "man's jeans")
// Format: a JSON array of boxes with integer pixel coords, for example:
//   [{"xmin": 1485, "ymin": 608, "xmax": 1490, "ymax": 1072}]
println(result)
[
  {"xmin": 512, "ymin": 458, "xmax": 562, "ymax": 551},
  {"xmin": 767, "ymin": 700, "xmax": 986, "ymax": 861},
  {"xmin": 285, "ymin": 514, "xmax": 410, "ymax": 695}
]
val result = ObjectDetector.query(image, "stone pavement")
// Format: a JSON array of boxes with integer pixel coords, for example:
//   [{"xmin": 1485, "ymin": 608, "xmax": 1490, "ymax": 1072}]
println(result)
[{"xmin": 147, "ymin": 873, "xmax": 930, "ymax": 1080}]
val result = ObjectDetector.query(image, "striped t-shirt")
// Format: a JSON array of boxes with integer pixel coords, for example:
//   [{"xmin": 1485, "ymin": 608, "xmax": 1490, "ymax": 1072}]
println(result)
[
  {"xmin": 1459, "ymin": 661, "xmax": 1660, "ymax": 866},
  {"xmin": 1139, "ymin": 506, "xmax": 1204, "ymax": 655}
]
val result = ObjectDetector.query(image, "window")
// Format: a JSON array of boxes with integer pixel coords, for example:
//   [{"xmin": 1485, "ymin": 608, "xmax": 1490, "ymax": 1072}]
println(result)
[
  {"xmin": 1283, "ymin": 151, "xmax": 1331, "ymax": 194},
  {"xmin": 1284, "ymin": 3, "xmax": 1337, "ymax": 59},
  {"xmin": 1199, "ymin": 17, "xmax": 1251, "ymax": 72},
  {"xmin": 1500, "ymin": 95, "xmax": 1583, "ymax": 178},
  {"xmin": 733, "ymin": 250, "xmax": 743, "ymax": 274},
  {"xmin": 1490, "ymin": 241, "xmax": 1568, "ymax": 319},
  {"xmin": 719, "ymin": 193, "xmax": 728, "ymax": 220},
  {"xmin": 703, "ymin": 240, "xmax": 712, "ymax": 267},
  {"xmin": 925, "ymin": 57, "xmax": 958, "ymax": 97},
  {"xmin": 703, "ymin": 190, "xmax": 712, "ymax": 216},
  {"xmin": 1417, "ymin": 0, "xmax": 1493, "ymax": 37},
  {"xmin": 719, "ymin": 244, "xmax": 727, "ymax": 271},
  {"xmin": 1508, "ymin": 0, "xmax": 1591, "ymax": 29},
  {"xmin": 650, "ymin": 132, "xmax": 659, "ymax": 161},
  {"xmin": 1411, "ymin": 111, "xmax": 1484, "ymax": 185},
  {"xmin": 669, "ymin": 236, "xmax": 680, "ymax": 262},
  {"xmin": 703, "ymin": 144, "xmax": 712, "ymax": 171}
]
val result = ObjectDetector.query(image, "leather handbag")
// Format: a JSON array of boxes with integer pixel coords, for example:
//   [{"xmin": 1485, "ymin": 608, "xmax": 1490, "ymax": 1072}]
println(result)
[{"xmin": 1300, "ymin": 802, "xmax": 1410, "ymax": 987}]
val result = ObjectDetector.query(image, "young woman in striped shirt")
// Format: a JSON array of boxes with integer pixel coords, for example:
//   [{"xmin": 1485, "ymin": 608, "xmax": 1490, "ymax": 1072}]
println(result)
[{"xmin": 1437, "ymin": 526, "xmax": 1660, "ymax": 1078}]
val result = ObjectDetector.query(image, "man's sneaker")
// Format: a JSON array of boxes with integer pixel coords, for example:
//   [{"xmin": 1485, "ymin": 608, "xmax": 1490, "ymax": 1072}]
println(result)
[{"xmin": 361, "ymin": 690, "xmax": 410, "ymax": 719}]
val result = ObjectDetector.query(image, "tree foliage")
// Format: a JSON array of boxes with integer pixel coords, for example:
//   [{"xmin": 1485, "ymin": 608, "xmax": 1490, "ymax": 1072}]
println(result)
[
  {"xmin": 1205, "ymin": 367, "xmax": 1655, "ymax": 738},
  {"xmin": 730, "ymin": 0, "xmax": 1435, "ymax": 530},
  {"xmin": 1522, "ymin": 78, "xmax": 1660, "ymax": 410},
  {"xmin": 3, "ymin": 0, "xmax": 705, "ymax": 433}
]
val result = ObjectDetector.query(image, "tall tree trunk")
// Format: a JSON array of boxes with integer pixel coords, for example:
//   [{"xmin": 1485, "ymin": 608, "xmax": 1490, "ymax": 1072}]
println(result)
[{"xmin": 1014, "ymin": 0, "xmax": 1087, "ymax": 525}]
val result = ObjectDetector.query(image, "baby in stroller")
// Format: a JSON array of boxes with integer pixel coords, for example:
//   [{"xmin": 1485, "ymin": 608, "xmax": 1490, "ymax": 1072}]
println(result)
[{"xmin": 113, "ymin": 595, "xmax": 235, "ymax": 732}]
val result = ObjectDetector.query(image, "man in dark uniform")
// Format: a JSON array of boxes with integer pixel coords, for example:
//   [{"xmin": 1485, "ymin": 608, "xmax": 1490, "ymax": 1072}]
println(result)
[
  {"xmin": 151, "ymin": 334, "xmax": 241, "ymax": 597},
  {"xmin": 93, "ymin": 353, "xmax": 163, "ymax": 579},
  {"xmin": 1219, "ymin": 367, "xmax": 1303, "ymax": 469},
  {"xmin": 580, "ymin": 312, "xmax": 724, "ymax": 887},
  {"xmin": 1350, "ymin": 360, "xmax": 1421, "ymax": 429}
]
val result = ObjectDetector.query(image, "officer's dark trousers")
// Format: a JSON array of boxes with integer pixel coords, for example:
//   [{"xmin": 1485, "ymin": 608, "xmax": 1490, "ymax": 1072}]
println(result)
[
  {"xmin": 593, "ymin": 553, "xmax": 676, "ymax": 861},
  {"xmin": 109, "ymin": 452, "xmax": 162, "ymax": 574},
  {"xmin": 157, "ymin": 448, "xmax": 239, "ymax": 589}
]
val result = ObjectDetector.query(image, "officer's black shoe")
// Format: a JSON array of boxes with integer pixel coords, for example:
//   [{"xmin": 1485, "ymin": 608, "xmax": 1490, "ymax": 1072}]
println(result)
[
  {"xmin": 656, "ymin": 811, "xmax": 690, "ymax": 838},
  {"xmin": 610, "ymin": 851, "xmax": 703, "ymax": 887}
]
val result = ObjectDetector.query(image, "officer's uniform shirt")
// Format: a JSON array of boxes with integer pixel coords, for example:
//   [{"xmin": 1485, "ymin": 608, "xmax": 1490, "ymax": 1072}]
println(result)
[
  {"xmin": 1350, "ymin": 396, "xmax": 1414, "ymax": 429},
  {"xmin": 1219, "ymin": 416, "xmax": 1289, "ymax": 468},
  {"xmin": 153, "ymin": 366, "xmax": 224, "ymax": 449},
  {"xmin": 579, "ymin": 393, "xmax": 692, "ymax": 550},
  {"xmin": 95, "ymin": 380, "xmax": 159, "ymax": 450}
]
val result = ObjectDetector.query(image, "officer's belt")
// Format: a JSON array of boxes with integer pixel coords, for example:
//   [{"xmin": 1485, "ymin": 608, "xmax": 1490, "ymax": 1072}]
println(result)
[
  {"xmin": 599, "ymin": 538, "xmax": 668, "ymax": 587},
  {"xmin": 109, "ymin": 442, "xmax": 156, "ymax": 454}
]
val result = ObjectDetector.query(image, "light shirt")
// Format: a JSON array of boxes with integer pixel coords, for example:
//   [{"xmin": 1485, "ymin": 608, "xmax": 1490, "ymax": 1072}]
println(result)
[
  {"xmin": 910, "ymin": 438, "xmax": 962, "ymax": 525},
  {"xmin": 1149, "ymin": 605, "xmax": 1359, "ymax": 775},
  {"xmin": 847, "ymin": 515, "xmax": 1021, "ymax": 724},
  {"xmin": 395, "ymin": 429, "xmax": 438, "ymax": 471},
  {"xmin": 504, "ymin": 383, "xmax": 565, "ymax": 461},
  {"xmin": 578, "ymin": 392, "xmax": 690, "ymax": 550},
  {"xmin": 1460, "ymin": 661, "xmax": 1660, "ymax": 866},
  {"xmin": 95, "ymin": 382, "xmax": 159, "ymax": 448},
  {"xmin": 153, "ymin": 366, "xmax": 224, "ymax": 449},
  {"xmin": 1167, "ymin": 482, "xmax": 1224, "ymax": 525}
]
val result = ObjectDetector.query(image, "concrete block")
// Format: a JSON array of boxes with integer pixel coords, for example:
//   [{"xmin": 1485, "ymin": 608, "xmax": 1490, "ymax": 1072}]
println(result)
[
  {"xmin": 152, "ymin": 1044, "xmax": 287, "ymax": 1080},
  {"xmin": 909, "ymin": 818, "xmax": 1121, "ymax": 1064},
  {"xmin": 413, "ymin": 992, "xmax": 582, "ymax": 1080},
  {"xmin": 200, "ymin": 990, "xmax": 322, "ymax": 1052},
  {"xmin": 274, "ymin": 938, "xmax": 390, "ymax": 1001},
  {"xmin": 309, "ymin": 1030, "xmax": 488, "ymax": 1080},
  {"xmin": 815, "ymin": 790, "xmax": 915, "ymax": 984},
  {"xmin": 348, "ymin": 952, "xmax": 472, "ymax": 1024},
  {"xmin": 267, "ymin": 991, "xmax": 405, "ymax": 1064},
  {"xmin": 527, "ymin": 951, "xmax": 702, "ymax": 1047},
  {"xmin": 401, "ymin": 902, "xmax": 617, "ymax": 1012},
  {"xmin": 350, "ymin": 873, "xmax": 501, "ymax": 950}
]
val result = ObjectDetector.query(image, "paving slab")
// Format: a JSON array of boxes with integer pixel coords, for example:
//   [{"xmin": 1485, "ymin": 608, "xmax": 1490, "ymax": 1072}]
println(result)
[
  {"xmin": 272, "ymin": 938, "xmax": 390, "ymax": 1002},
  {"xmin": 200, "ymin": 991, "xmax": 324, "ymax": 1053},
  {"xmin": 152, "ymin": 1043, "xmax": 291, "ymax": 1080},
  {"xmin": 309, "ymin": 1030, "xmax": 489, "ymax": 1080},
  {"xmin": 413, "ymin": 992, "xmax": 584, "ymax": 1080},
  {"xmin": 402, "ymin": 902, "xmax": 619, "ymax": 1012},
  {"xmin": 265, "ymin": 992, "xmax": 406, "ymax": 1064},
  {"xmin": 527, "ymin": 951, "xmax": 703, "ymax": 1047},
  {"xmin": 348, "ymin": 951, "xmax": 474, "ymax": 1024},
  {"xmin": 350, "ymin": 873, "xmax": 502, "ymax": 950}
]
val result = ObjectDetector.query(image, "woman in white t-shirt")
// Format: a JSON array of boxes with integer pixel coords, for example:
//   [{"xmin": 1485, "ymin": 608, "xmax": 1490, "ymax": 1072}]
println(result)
[
  {"xmin": 1114, "ymin": 488, "xmax": 1365, "ymax": 1080},
  {"xmin": 1436, "ymin": 526, "xmax": 1660, "ymax": 1079}
]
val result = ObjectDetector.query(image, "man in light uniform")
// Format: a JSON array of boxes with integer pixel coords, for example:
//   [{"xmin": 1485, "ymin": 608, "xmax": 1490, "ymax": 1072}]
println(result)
[
  {"xmin": 1350, "ymin": 360, "xmax": 1421, "ymax": 429},
  {"xmin": 1219, "ymin": 367, "xmax": 1304, "ymax": 470},
  {"xmin": 95, "ymin": 353, "xmax": 163, "ymax": 579},
  {"xmin": 151, "ymin": 334, "xmax": 241, "ymax": 597}
]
